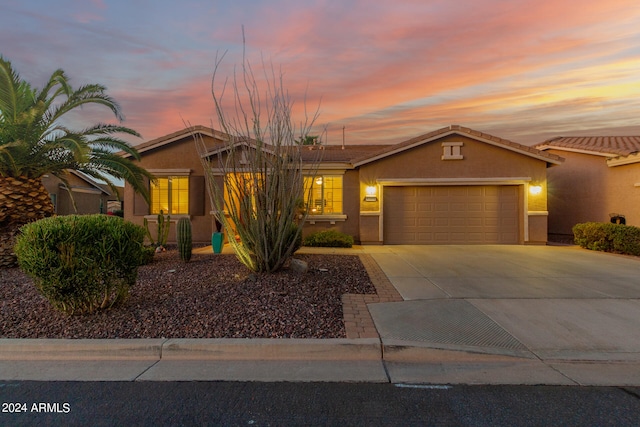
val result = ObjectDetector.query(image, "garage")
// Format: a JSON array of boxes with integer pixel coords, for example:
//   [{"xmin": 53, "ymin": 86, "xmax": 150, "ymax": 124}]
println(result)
[{"xmin": 383, "ymin": 185, "xmax": 520, "ymax": 244}]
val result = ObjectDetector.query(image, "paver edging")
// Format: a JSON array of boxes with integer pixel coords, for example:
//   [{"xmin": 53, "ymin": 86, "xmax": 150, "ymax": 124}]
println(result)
[{"xmin": 341, "ymin": 254, "xmax": 403, "ymax": 339}]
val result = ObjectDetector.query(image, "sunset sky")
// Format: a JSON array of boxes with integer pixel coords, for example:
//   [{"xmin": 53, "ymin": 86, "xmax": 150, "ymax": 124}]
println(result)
[{"xmin": 2, "ymin": 0, "xmax": 639, "ymax": 147}]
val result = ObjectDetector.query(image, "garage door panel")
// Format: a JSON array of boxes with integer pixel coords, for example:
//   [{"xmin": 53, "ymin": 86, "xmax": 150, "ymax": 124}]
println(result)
[
  {"xmin": 417, "ymin": 203, "xmax": 433, "ymax": 212},
  {"xmin": 467, "ymin": 187, "xmax": 484, "ymax": 196},
  {"xmin": 467, "ymin": 218, "xmax": 483, "ymax": 226},
  {"xmin": 400, "ymin": 218, "xmax": 417, "ymax": 227},
  {"xmin": 384, "ymin": 185, "xmax": 519, "ymax": 244},
  {"xmin": 450, "ymin": 218, "xmax": 466, "ymax": 226},
  {"xmin": 417, "ymin": 218, "xmax": 434, "ymax": 227}
]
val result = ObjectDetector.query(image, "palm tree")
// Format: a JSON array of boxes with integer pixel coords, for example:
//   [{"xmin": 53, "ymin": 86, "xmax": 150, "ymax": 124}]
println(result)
[{"xmin": 0, "ymin": 56, "xmax": 154, "ymax": 267}]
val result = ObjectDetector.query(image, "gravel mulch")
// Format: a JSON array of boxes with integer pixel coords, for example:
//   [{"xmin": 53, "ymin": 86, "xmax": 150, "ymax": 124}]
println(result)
[{"xmin": 0, "ymin": 252, "xmax": 376, "ymax": 339}]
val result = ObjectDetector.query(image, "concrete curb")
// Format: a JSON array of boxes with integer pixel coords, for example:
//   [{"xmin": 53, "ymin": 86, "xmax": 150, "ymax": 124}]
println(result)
[
  {"xmin": 162, "ymin": 338, "xmax": 382, "ymax": 360},
  {"xmin": 0, "ymin": 339, "xmax": 164, "ymax": 360},
  {"xmin": 0, "ymin": 338, "xmax": 382, "ymax": 362}
]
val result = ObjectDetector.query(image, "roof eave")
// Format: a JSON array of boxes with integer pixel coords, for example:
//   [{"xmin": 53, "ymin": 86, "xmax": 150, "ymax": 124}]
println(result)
[
  {"xmin": 68, "ymin": 170, "xmax": 111, "ymax": 195},
  {"xmin": 354, "ymin": 127, "xmax": 564, "ymax": 167},
  {"xmin": 120, "ymin": 125, "xmax": 229, "ymax": 158},
  {"xmin": 536, "ymin": 144, "xmax": 618, "ymax": 158},
  {"xmin": 607, "ymin": 153, "xmax": 640, "ymax": 167}
]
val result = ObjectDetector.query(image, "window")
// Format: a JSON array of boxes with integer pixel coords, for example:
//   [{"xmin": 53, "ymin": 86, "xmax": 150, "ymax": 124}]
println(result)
[
  {"xmin": 304, "ymin": 175, "xmax": 343, "ymax": 214},
  {"xmin": 224, "ymin": 173, "xmax": 264, "ymax": 217},
  {"xmin": 150, "ymin": 176, "xmax": 189, "ymax": 215}
]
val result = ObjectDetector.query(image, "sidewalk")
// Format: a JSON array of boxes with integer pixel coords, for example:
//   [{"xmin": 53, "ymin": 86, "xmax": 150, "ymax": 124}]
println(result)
[{"xmin": 2, "ymin": 245, "xmax": 640, "ymax": 385}]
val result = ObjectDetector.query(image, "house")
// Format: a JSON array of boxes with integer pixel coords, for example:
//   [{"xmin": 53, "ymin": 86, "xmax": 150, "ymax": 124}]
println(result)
[
  {"xmin": 121, "ymin": 124, "xmax": 563, "ymax": 245},
  {"xmin": 42, "ymin": 170, "xmax": 122, "ymax": 215},
  {"xmin": 536, "ymin": 136, "xmax": 640, "ymax": 242}
]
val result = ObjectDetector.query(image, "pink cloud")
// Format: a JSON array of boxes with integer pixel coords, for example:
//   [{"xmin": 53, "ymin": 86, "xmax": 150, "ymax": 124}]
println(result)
[
  {"xmin": 71, "ymin": 0, "xmax": 106, "ymax": 23},
  {"xmin": 5, "ymin": 0, "xmax": 638, "ymax": 149}
]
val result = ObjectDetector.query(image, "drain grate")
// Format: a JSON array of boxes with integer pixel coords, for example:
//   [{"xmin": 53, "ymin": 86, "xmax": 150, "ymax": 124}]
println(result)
[{"xmin": 369, "ymin": 300, "xmax": 526, "ymax": 350}]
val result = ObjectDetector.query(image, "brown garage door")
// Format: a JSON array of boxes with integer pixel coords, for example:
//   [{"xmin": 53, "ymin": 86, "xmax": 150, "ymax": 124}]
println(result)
[{"xmin": 383, "ymin": 185, "xmax": 519, "ymax": 244}]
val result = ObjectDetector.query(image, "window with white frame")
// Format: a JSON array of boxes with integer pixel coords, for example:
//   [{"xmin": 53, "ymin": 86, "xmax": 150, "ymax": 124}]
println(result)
[
  {"xmin": 304, "ymin": 175, "xmax": 343, "ymax": 215},
  {"xmin": 150, "ymin": 176, "xmax": 189, "ymax": 215}
]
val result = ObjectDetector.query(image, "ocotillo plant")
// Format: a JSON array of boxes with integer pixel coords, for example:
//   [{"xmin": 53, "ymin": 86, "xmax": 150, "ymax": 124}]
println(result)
[{"xmin": 177, "ymin": 217, "xmax": 192, "ymax": 262}]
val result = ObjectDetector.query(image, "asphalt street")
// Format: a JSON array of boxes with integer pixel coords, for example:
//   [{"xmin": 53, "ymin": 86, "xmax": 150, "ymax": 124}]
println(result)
[{"xmin": 1, "ymin": 381, "xmax": 639, "ymax": 426}]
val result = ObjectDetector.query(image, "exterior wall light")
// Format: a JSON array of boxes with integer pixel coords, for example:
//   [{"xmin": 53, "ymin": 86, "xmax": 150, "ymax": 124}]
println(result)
[
  {"xmin": 364, "ymin": 185, "xmax": 378, "ymax": 202},
  {"xmin": 529, "ymin": 184, "xmax": 543, "ymax": 195}
]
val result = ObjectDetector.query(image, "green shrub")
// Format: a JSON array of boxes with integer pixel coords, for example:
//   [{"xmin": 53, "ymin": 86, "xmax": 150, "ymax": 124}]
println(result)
[
  {"xmin": 303, "ymin": 230, "xmax": 354, "ymax": 248},
  {"xmin": 140, "ymin": 245, "xmax": 156, "ymax": 265},
  {"xmin": 14, "ymin": 215, "xmax": 146, "ymax": 315},
  {"xmin": 573, "ymin": 222, "xmax": 640, "ymax": 256}
]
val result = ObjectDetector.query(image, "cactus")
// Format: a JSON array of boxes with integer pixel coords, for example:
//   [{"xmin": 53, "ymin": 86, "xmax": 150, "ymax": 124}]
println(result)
[
  {"xmin": 157, "ymin": 211, "xmax": 170, "ymax": 248},
  {"xmin": 144, "ymin": 210, "xmax": 171, "ymax": 249},
  {"xmin": 177, "ymin": 217, "xmax": 192, "ymax": 262}
]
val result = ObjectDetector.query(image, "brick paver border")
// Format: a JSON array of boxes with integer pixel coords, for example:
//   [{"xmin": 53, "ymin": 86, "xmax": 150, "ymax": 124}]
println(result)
[{"xmin": 342, "ymin": 254, "xmax": 403, "ymax": 339}]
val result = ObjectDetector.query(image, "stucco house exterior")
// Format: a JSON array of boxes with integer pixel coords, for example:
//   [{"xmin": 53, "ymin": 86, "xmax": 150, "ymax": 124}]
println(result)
[
  {"xmin": 122, "ymin": 124, "xmax": 563, "ymax": 245},
  {"xmin": 536, "ymin": 136, "xmax": 640, "ymax": 241},
  {"xmin": 42, "ymin": 170, "xmax": 121, "ymax": 215}
]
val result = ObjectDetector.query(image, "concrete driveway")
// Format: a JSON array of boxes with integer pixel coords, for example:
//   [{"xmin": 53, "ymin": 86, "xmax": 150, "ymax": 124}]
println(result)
[{"xmin": 363, "ymin": 245, "xmax": 640, "ymax": 385}]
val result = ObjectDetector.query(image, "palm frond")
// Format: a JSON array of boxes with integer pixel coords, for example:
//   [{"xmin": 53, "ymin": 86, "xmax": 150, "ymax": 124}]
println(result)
[
  {"xmin": 83, "ymin": 148, "xmax": 154, "ymax": 203},
  {"xmin": 48, "ymin": 84, "xmax": 124, "ymax": 124},
  {"xmin": 1, "ymin": 55, "xmax": 151, "ymax": 205}
]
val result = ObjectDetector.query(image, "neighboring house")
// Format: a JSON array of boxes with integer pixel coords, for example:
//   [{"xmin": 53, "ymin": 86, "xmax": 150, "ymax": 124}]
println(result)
[
  {"xmin": 42, "ymin": 170, "xmax": 122, "ymax": 215},
  {"xmin": 536, "ymin": 136, "xmax": 640, "ymax": 241},
  {"xmin": 122, "ymin": 124, "xmax": 563, "ymax": 245}
]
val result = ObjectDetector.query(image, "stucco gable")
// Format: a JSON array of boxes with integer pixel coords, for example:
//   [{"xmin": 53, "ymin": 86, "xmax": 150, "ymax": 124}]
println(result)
[
  {"xmin": 67, "ymin": 170, "xmax": 111, "ymax": 195},
  {"xmin": 353, "ymin": 125, "xmax": 563, "ymax": 166},
  {"xmin": 122, "ymin": 125, "xmax": 231, "ymax": 157}
]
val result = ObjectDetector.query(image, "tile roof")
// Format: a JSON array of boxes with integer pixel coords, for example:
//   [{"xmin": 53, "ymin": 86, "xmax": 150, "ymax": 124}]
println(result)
[
  {"xmin": 352, "ymin": 125, "xmax": 563, "ymax": 165},
  {"xmin": 536, "ymin": 136, "xmax": 640, "ymax": 157},
  {"xmin": 67, "ymin": 170, "xmax": 112, "ymax": 195},
  {"xmin": 300, "ymin": 144, "xmax": 392, "ymax": 163},
  {"xmin": 126, "ymin": 124, "xmax": 565, "ymax": 166},
  {"xmin": 127, "ymin": 125, "xmax": 229, "ymax": 156}
]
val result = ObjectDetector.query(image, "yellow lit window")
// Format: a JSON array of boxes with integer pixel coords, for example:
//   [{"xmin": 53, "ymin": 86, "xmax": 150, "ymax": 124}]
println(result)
[
  {"xmin": 304, "ymin": 175, "xmax": 343, "ymax": 215},
  {"xmin": 150, "ymin": 176, "xmax": 189, "ymax": 215}
]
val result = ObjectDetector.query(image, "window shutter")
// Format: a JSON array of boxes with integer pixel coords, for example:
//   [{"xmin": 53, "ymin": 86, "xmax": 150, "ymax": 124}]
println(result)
[
  {"xmin": 189, "ymin": 175, "xmax": 205, "ymax": 216},
  {"xmin": 133, "ymin": 177, "xmax": 150, "ymax": 216}
]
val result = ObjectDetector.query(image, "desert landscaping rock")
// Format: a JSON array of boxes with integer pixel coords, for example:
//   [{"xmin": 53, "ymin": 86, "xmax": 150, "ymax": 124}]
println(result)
[
  {"xmin": 0, "ymin": 252, "xmax": 376, "ymax": 339},
  {"xmin": 289, "ymin": 258, "xmax": 309, "ymax": 274}
]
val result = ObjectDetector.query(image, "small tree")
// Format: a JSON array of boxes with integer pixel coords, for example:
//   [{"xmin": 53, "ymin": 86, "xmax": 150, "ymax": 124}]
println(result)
[{"xmin": 192, "ymin": 43, "xmax": 321, "ymax": 273}]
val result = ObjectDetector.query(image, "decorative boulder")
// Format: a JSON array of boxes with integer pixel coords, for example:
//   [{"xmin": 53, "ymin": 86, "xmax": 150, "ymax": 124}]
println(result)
[{"xmin": 289, "ymin": 258, "xmax": 308, "ymax": 274}]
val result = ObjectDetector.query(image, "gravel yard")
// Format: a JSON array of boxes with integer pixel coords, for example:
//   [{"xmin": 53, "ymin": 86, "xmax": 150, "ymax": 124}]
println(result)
[{"xmin": 0, "ymin": 251, "xmax": 376, "ymax": 339}]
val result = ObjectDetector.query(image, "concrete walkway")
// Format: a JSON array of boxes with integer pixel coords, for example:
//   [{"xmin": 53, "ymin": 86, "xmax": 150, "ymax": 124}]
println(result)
[{"xmin": 2, "ymin": 245, "xmax": 640, "ymax": 385}]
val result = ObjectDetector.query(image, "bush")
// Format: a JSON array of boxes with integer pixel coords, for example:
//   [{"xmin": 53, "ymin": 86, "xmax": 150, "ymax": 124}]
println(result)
[
  {"xmin": 573, "ymin": 222, "xmax": 640, "ymax": 256},
  {"xmin": 303, "ymin": 230, "xmax": 354, "ymax": 248},
  {"xmin": 140, "ymin": 245, "xmax": 156, "ymax": 265},
  {"xmin": 14, "ymin": 214, "xmax": 146, "ymax": 315}
]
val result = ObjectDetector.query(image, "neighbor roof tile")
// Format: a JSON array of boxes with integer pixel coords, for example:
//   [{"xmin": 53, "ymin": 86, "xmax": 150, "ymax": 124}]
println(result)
[{"xmin": 536, "ymin": 136, "xmax": 640, "ymax": 156}]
